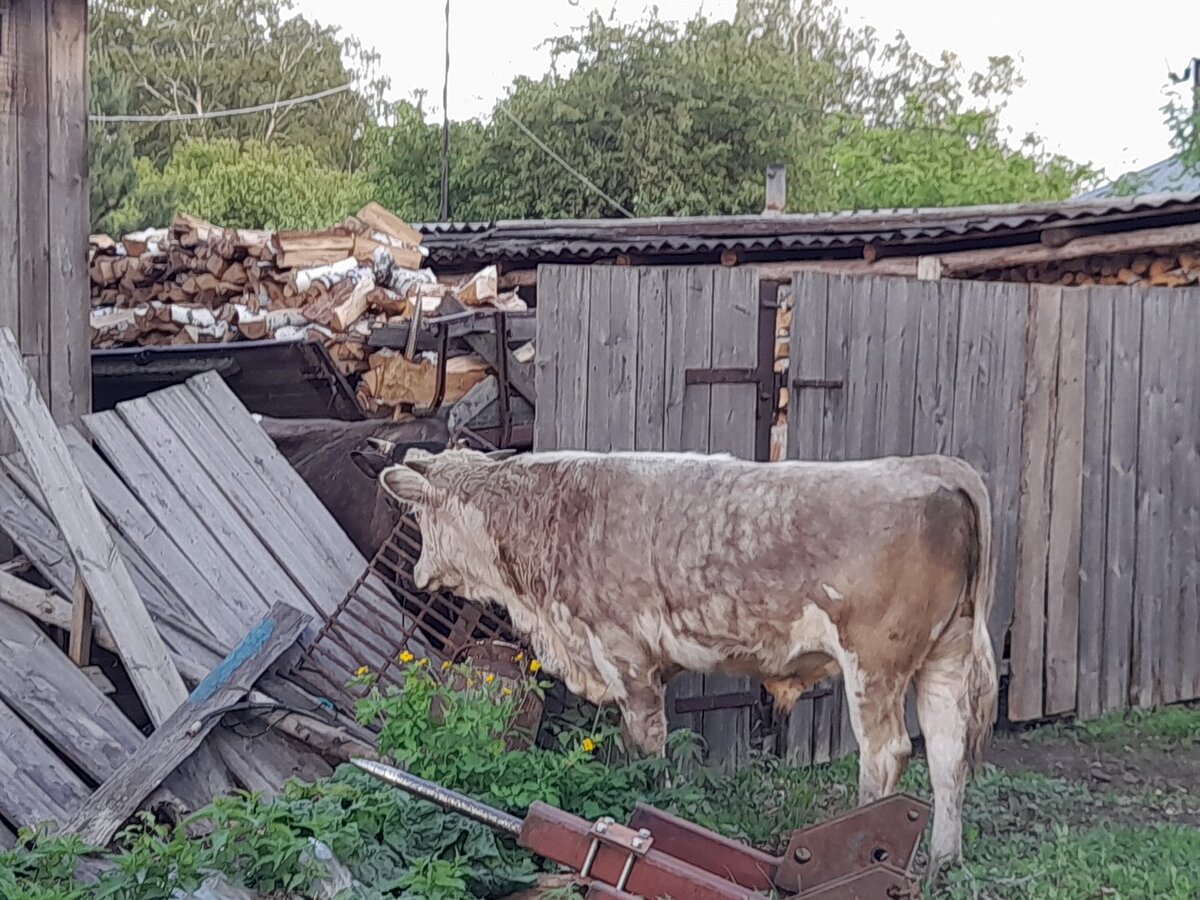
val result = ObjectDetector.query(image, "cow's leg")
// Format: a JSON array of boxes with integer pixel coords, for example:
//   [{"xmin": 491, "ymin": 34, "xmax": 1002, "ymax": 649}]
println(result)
[
  {"xmin": 914, "ymin": 620, "xmax": 973, "ymax": 878},
  {"xmin": 615, "ymin": 672, "xmax": 668, "ymax": 758},
  {"xmin": 841, "ymin": 659, "xmax": 912, "ymax": 806}
]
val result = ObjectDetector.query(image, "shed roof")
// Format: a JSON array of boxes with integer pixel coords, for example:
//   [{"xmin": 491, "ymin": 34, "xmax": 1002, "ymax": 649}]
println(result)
[{"xmin": 418, "ymin": 191, "xmax": 1200, "ymax": 271}]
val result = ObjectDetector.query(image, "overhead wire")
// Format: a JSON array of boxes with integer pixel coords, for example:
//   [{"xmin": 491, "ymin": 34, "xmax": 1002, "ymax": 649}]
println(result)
[{"xmin": 89, "ymin": 82, "xmax": 354, "ymax": 123}]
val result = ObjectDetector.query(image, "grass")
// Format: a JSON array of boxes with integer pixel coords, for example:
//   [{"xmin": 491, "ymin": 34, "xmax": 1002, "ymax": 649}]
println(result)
[{"xmin": 3, "ymin": 687, "xmax": 1198, "ymax": 899}]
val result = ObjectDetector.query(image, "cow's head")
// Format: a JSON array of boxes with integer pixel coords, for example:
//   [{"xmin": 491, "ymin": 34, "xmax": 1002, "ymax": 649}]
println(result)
[{"xmin": 378, "ymin": 447, "xmax": 518, "ymax": 598}]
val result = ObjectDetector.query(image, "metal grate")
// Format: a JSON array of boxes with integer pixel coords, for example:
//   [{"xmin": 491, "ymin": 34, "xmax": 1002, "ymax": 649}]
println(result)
[{"xmin": 292, "ymin": 511, "xmax": 524, "ymax": 711}]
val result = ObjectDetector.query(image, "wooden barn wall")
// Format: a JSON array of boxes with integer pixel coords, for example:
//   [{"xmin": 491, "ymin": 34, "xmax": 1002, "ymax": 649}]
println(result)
[{"xmin": 0, "ymin": 0, "xmax": 91, "ymax": 455}]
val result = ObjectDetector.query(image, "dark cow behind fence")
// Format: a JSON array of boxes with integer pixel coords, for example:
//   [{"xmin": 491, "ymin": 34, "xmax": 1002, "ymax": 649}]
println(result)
[
  {"xmin": 258, "ymin": 414, "xmax": 450, "ymax": 557},
  {"xmin": 378, "ymin": 448, "xmax": 998, "ymax": 876}
]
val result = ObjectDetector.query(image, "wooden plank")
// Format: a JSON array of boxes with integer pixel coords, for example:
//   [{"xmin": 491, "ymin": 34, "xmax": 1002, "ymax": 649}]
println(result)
[
  {"xmin": 878, "ymin": 278, "xmax": 919, "ymax": 456},
  {"xmin": 182, "ymin": 372, "xmax": 365, "ymax": 583},
  {"xmin": 107, "ymin": 397, "xmax": 315, "ymax": 618},
  {"xmin": 533, "ymin": 266, "xmax": 562, "ymax": 452},
  {"xmin": 842, "ymin": 277, "xmax": 883, "ymax": 460},
  {"xmin": 911, "ymin": 281, "xmax": 961, "ymax": 455},
  {"xmin": 15, "ymin": 0, "xmax": 50, "ymax": 403},
  {"xmin": 0, "ymin": 697, "xmax": 90, "ymax": 828},
  {"xmin": 994, "ymin": 285, "xmax": 1034, "ymax": 668},
  {"xmin": 0, "ymin": 602, "xmax": 143, "ymax": 782},
  {"xmin": 703, "ymin": 267, "xmax": 759, "ymax": 771},
  {"xmin": 584, "ymin": 267, "xmax": 613, "ymax": 451},
  {"xmin": 1180, "ymin": 301, "xmax": 1200, "ymax": 702},
  {"xmin": 1100, "ymin": 290, "xmax": 1143, "ymax": 713},
  {"xmin": 1075, "ymin": 289, "xmax": 1114, "ymax": 720},
  {"xmin": 0, "ymin": 0, "xmax": 19, "ymax": 456},
  {"xmin": 58, "ymin": 426, "xmax": 247, "ymax": 649},
  {"xmin": 1132, "ymin": 291, "xmax": 1170, "ymax": 709},
  {"xmin": 787, "ymin": 272, "xmax": 829, "ymax": 463},
  {"xmin": 554, "ymin": 267, "xmax": 591, "ymax": 450},
  {"xmin": 145, "ymin": 386, "xmax": 345, "ymax": 617},
  {"xmin": 0, "ymin": 565, "xmax": 117, "ymax": 655},
  {"xmin": 606, "ymin": 267, "xmax": 640, "ymax": 451},
  {"xmin": 67, "ymin": 574, "xmax": 92, "ymax": 666},
  {"xmin": 784, "ymin": 272, "xmax": 828, "ymax": 763},
  {"xmin": 633, "ymin": 268, "xmax": 668, "ymax": 452},
  {"xmin": 1162, "ymin": 293, "xmax": 1192, "ymax": 705},
  {"xmin": 46, "ymin": 0, "xmax": 90, "ymax": 426},
  {"xmin": 61, "ymin": 603, "xmax": 310, "ymax": 847},
  {"xmin": 1044, "ymin": 290, "xmax": 1087, "ymax": 716},
  {"xmin": 0, "ymin": 330, "xmax": 186, "ymax": 726},
  {"xmin": 1004, "ymin": 286, "xmax": 1061, "ymax": 721}
]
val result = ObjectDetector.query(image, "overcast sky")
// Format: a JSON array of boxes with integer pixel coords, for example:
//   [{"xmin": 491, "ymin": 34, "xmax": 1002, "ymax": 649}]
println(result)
[{"xmin": 295, "ymin": 0, "xmax": 1199, "ymax": 184}]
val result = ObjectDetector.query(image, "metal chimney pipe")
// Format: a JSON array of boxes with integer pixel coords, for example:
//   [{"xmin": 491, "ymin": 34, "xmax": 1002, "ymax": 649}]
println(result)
[{"xmin": 764, "ymin": 164, "xmax": 786, "ymax": 215}]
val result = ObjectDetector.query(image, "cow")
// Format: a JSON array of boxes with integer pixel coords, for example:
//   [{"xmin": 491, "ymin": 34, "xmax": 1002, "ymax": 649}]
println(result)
[{"xmin": 377, "ymin": 447, "xmax": 998, "ymax": 876}]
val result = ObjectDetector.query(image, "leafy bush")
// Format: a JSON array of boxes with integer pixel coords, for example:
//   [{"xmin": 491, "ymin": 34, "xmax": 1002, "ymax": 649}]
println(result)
[{"xmin": 109, "ymin": 138, "xmax": 375, "ymax": 233}]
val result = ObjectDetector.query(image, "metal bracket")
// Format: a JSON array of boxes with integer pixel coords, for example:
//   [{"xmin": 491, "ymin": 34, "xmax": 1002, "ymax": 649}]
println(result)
[
  {"xmin": 674, "ymin": 690, "xmax": 761, "ymax": 714},
  {"xmin": 579, "ymin": 818, "xmax": 655, "ymax": 892},
  {"xmin": 685, "ymin": 367, "xmax": 760, "ymax": 385},
  {"xmin": 792, "ymin": 378, "xmax": 843, "ymax": 390}
]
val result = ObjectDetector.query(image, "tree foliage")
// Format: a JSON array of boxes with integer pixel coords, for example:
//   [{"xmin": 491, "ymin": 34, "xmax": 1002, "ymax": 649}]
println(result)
[
  {"xmin": 109, "ymin": 139, "xmax": 374, "ymax": 232},
  {"xmin": 90, "ymin": 0, "xmax": 1101, "ymax": 230}
]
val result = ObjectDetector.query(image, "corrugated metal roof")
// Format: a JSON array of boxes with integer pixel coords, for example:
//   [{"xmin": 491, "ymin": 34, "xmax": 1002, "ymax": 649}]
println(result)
[{"xmin": 418, "ymin": 192, "xmax": 1200, "ymax": 269}]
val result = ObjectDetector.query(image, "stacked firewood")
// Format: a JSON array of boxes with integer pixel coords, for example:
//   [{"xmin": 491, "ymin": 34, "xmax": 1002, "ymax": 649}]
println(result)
[
  {"xmin": 88, "ymin": 205, "xmax": 524, "ymax": 419},
  {"xmin": 977, "ymin": 249, "xmax": 1200, "ymax": 287}
]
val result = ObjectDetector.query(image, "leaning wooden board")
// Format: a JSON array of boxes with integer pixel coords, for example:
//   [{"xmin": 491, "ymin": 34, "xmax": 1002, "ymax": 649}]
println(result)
[
  {"xmin": 0, "ymin": 328, "xmax": 186, "ymax": 726},
  {"xmin": 61, "ymin": 602, "xmax": 310, "ymax": 847}
]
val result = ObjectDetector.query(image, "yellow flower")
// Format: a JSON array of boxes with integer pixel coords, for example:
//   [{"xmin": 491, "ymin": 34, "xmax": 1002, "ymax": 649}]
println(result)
[
  {"xmin": 484, "ymin": 673, "xmax": 496, "ymax": 684},
  {"xmin": 441, "ymin": 660, "xmax": 453, "ymax": 671},
  {"xmin": 502, "ymin": 687, "xmax": 513, "ymax": 697},
  {"xmin": 417, "ymin": 658, "xmax": 429, "ymax": 667},
  {"xmin": 529, "ymin": 660, "xmax": 542, "ymax": 673},
  {"xmin": 513, "ymin": 652, "xmax": 525, "ymax": 662},
  {"xmin": 399, "ymin": 650, "xmax": 415, "ymax": 664},
  {"xmin": 355, "ymin": 666, "xmax": 369, "ymax": 677},
  {"xmin": 582, "ymin": 738, "xmax": 597, "ymax": 753}
]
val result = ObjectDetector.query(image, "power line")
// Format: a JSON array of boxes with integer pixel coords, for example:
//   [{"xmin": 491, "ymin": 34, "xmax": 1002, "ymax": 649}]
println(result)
[
  {"xmin": 89, "ymin": 83, "xmax": 354, "ymax": 123},
  {"xmin": 496, "ymin": 104, "xmax": 634, "ymax": 218}
]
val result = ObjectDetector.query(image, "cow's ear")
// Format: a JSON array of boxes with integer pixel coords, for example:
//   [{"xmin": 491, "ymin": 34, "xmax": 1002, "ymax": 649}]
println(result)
[
  {"xmin": 401, "ymin": 447, "xmax": 437, "ymax": 476},
  {"xmin": 379, "ymin": 464, "xmax": 436, "ymax": 507}
]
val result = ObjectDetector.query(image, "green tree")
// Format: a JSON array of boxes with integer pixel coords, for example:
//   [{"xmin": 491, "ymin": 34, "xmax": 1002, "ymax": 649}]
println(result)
[
  {"xmin": 89, "ymin": 0, "xmax": 387, "ymax": 188},
  {"xmin": 1162, "ymin": 70, "xmax": 1199, "ymax": 174},
  {"xmin": 89, "ymin": 60, "xmax": 141, "ymax": 232},
  {"xmin": 431, "ymin": 0, "xmax": 1096, "ymax": 218},
  {"xmin": 109, "ymin": 139, "xmax": 374, "ymax": 231}
]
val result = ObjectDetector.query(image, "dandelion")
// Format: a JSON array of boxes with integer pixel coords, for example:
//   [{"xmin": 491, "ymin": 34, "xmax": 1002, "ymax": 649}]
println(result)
[
  {"xmin": 441, "ymin": 660, "xmax": 453, "ymax": 671},
  {"xmin": 529, "ymin": 660, "xmax": 542, "ymax": 673},
  {"xmin": 484, "ymin": 673, "xmax": 496, "ymax": 684},
  {"xmin": 502, "ymin": 687, "xmax": 513, "ymax": 697},
  {"xmin": 513, "ymin": 652, "xmax": 525, "ymax": 662},
  {"xmin": 417, "ymin": 658, "xmax": 429, "ymax": 667},
  {"xmin": 582, "ymin": 738, "xmax": 597, "ymax": 753},
  {"xmin": 355, "ymin": 666, "xmax": 369, "ymax": 677},
  {"xmin": 399, "ymin": 650, "xmax": 415, "ymax": 664}
]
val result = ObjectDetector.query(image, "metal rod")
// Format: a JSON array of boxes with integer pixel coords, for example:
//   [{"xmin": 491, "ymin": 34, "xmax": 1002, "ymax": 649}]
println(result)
[
  {"xmin": 352, "ymin": 758, "xmax": 524, "ymax": 836},
  {"xmin": 404, "ymin": 295, "xmax": 424, "ymax": 360}
]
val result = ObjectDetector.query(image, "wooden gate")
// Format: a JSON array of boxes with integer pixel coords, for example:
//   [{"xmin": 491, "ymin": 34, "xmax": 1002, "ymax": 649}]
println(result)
[{"xmin": 534, "ymin": 264, "xmax": 774, "ymax": 768}]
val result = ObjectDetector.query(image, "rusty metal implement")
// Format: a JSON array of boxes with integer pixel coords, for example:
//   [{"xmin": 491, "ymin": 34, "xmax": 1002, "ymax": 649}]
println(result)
[{"xmin": 352, "ymin": 758, "xmax": 930, "ymax": 898}]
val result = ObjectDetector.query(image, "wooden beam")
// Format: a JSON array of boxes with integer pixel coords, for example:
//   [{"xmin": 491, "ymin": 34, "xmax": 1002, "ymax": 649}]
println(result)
[
  {"xmin": 938, "ymin": 222, "xmax": 1200, "ymax": 276},
  {"xmin": 0, "ymin": 328, "xmax": 187, "ymax": 725},
  {"xmin": 439, "ymin": 295, "xmax": 537, "ymax": 404},
  {"xmin": 68, "ymin": 573, "xmax": 93, "ymax": 666},
  {"xmin": 59, "ymin": 602, "xmax": 310, "ymax": 847}
]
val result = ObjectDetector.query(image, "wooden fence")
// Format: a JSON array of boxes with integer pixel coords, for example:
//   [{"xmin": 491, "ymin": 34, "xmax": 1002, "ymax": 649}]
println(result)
[{"xmin": 534, "ymin": 264, "xmax": 1200, "ymax": 768}]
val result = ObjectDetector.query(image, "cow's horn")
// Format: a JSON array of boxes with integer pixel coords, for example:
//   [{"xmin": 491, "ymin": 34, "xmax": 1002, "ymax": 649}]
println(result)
[{"xmin": 485, "ymin": 449, "xmax": 517, "ymax": 461}]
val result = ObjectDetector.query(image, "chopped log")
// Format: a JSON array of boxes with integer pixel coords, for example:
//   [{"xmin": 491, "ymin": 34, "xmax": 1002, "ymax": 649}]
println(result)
[
  {"xmin": 355, "ymin": 201, "xmax": 423, "ymax": 247},
  {"xmin": 359, "ymin": 351, "xmax": 489, "ymax": 408},
  {"xmin": 455, "ymin": 265, "xmax": 498, "ymax": 306},
  {"xmin": 274, "ymin": 229, "xmax": 356, "ymax": 269}
]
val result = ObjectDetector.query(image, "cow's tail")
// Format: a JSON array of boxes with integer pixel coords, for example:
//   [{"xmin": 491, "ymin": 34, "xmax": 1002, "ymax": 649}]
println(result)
[{"xmin": 956, "ymin": 464, "xmax": 998, "ymax": 774}]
